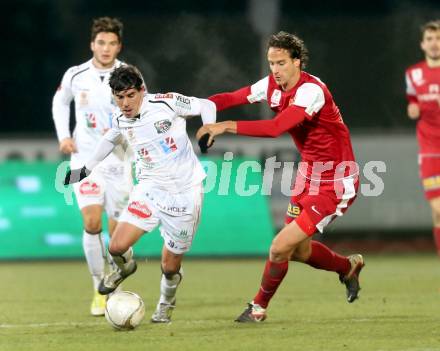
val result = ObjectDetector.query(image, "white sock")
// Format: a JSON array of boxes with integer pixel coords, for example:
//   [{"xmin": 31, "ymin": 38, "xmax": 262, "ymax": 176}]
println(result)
[
  {"xmin": 159, "ymin": 267, "xmax": 183, "ymax": 304},
  {"xmin": 82, "ymin": 231, "xmax": 106, "ymax": 290}
]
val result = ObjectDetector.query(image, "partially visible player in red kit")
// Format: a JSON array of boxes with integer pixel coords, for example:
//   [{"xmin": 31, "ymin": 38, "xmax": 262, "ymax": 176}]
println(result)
[
  {"xmin": 197, "ymin": 31, "xmax": 365, "ymax": 322},
  {"xmin": 406, "ymin": 20, "xmax": 440, "ymax": 257}
]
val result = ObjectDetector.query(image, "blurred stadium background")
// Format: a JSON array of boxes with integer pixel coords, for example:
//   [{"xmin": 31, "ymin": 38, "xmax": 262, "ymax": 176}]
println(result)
[{"xmin": 1, "ymin": 0, "xmax": 440, "ymax": 258}]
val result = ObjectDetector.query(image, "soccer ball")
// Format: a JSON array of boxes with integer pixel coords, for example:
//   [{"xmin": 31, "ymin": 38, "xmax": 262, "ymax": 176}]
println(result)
[{"xmin": 105, "ymin": 291, "xmax": 145, "ymax": 330}]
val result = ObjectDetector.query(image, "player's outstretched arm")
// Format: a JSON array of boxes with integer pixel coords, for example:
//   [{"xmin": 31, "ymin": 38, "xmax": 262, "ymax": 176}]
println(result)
[
  {"xmin": 208, "ymin": 86, "xmax": 251, "ymax": 111},
  {"xmin": 64, "ymin": 136, "xmax": 117, "ymax": 185}
]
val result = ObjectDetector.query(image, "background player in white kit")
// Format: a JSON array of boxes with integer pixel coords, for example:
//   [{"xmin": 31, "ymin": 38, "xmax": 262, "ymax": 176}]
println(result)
[
  {"xmin": 64, "ymin": 65, "xmax": 216, "ymax": 323},
  {"xmin": 52, "ymin": 17, "xmax": 132, "ymax": 316}
]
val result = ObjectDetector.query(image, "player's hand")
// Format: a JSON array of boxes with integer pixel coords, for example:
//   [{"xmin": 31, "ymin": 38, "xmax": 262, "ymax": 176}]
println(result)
[
  {"xmin": 59, "ymin": 138, "xmax": 77, "ymax": 154},
  {"xmin": 196, "ymin": 126, "xmax": 215, "ymax": 153},
  {"xmin": 407, "ymin": 103, "xmax": 420, "ymax": 120},
  {"xmin": 64, "ymin": 166, "xmax": 91, "ymax": 185}
]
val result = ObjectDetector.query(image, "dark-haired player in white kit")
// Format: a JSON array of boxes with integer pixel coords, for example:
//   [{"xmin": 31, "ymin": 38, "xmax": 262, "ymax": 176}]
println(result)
[
  {"xmin": 65, "ymin": 65, "xmax": 216, "ymax": 323},
  {"xmin": 52, "ymin": 17, "xmax": 132, "ymax": 316}
]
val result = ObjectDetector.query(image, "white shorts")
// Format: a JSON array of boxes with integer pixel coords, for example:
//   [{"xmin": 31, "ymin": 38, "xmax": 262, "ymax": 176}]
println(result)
[
  {"xmin": 119, "ymin": 183, "xmax": 203, "ymax": 254},
  {"xmin": 73, "ymin": 164, "xmax": 132, "ymax": 220}
]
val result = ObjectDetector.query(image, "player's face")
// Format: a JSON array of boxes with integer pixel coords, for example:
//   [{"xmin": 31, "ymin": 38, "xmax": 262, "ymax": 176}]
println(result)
[
  {"xmin": 113, "ymin": 87, "xmax": 145, "ymax": 118},
  {"xmin": 267, "ymin": 47, "xmax": 301, "ymax": 91},
  {"xmin": 421, "ymin": 29, "xmax": 440, "ymax": 61},
  {"xmin": 91, "ymin": 32, "xmax": 121, "ymax": 69}
]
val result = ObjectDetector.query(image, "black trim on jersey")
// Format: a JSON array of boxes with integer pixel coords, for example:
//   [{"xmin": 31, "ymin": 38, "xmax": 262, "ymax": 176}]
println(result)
[
  {"xmin": 148, "ymin": 99, "xmax": 174, "ymax": 112},
  {"xmin": 116, "ymin": 114, "xmax": 123, "ymax": 127},
  {"xmin": 70, "ymin": 67, "xmax": 90, "ymax": 85}
]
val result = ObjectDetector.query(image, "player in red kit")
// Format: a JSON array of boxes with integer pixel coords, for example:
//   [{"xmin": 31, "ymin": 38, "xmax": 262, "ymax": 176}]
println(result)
[
  {"xmin": 197, "ymin": 31, "xmax": 364, "ymax": 322},
  {"xmin": 406, "ymin": 20, "xmax": 440, "ymax": 257}
]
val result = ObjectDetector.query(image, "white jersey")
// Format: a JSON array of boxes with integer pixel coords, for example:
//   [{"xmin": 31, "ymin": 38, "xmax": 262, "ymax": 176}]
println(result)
[
  {"xmin": 52, "ymin": 59, "xmax": 126, "ymax": 168},
  {"xmin": 103, "ymin": 93, "xmax": 215, "ymax": 193}
]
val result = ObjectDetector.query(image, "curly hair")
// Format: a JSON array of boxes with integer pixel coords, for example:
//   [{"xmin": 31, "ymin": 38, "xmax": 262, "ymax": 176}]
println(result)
[
  {"xmin": 91, "ymin": 17, "xmax": 123, "ymax": 42},
  {"xmin": 267, "ymin": 31, "xmax": 309, "ymax": 69}
]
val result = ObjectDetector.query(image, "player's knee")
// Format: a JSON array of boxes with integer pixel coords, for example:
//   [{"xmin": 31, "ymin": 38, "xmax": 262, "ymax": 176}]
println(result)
[
  {"xmin": 83, "ymin": 217, "xmax": 102, "ymax": 234},
  {"xmin": 269, "ymin": 243, "xmax": 291, "ymax": 262},
  {"xmin": 108, "ymin": 239, "xmax": 127, "ymax": 256}
]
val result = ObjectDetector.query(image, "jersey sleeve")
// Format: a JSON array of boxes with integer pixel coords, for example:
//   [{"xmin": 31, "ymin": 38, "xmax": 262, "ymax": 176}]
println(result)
[
  {"xmin": 169, "ymin": 94, "xmax": 217, "ymax": 124},
  {"xmin": 103, "ymin": 115, "xmax": 123, "ymax": 144},
  {"xmin": 52, "ymin": 68, "xmax": 75, "ymax": 142},
  {"xmin": 247, "ymin": 76, "xmax": 269, "ymax": 103},
  {"xmin": 208, "ymin": 76, "xmax": 269, "ymax": 111},
  {"xmin": 236, "ymin": 105, "xmax": 307, "ymax": 138},
  {"xmin": 291, "ymin": 83, "xmax": 325, "ymax": 120},
  {"xmin": 405, "ymin": 71, "xmax": 418, "ymax": 104},
  {"xmin": 85, "ymin": 137, "xmax": 116, "ymax": 170}
]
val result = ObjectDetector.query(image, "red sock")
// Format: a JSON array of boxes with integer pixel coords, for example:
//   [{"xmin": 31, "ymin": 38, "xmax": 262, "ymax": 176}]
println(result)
[
  {"xmin": 433, "ymin": 228, "xmax": 440, "ymax": 256},
  {"xmin": 305, "ymin": 240, "xmax": 350, "ymax": 275},
  {"xmin": 253, "ymin": 260, "xmax": 288, "ymax": 309}
]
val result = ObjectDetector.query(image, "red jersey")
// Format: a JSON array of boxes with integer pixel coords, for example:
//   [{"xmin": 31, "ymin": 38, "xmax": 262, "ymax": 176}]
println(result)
[
  {"xmin": 209, "ymin": 72, "xmax": 356, "ymax": 179},
  {"xmin": 405, "ymin": 61, "xmax": 440, "ymax": 154}
]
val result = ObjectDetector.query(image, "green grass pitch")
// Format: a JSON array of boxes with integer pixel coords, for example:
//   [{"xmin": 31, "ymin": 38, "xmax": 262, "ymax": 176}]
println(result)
[{"xmin": 1, "ymin": 255, "xmax": 439, "ymax": 351}]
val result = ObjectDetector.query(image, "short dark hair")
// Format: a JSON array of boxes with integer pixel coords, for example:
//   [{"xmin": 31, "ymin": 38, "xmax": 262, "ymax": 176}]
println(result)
[
  {"xmin": 421, "ymin": 20, "xmax": 440, "ymax": 39},
  {"xmin": 109, "ymin": 65, "xmax": 144, "ymax": 93},
  {"xmin": 268, "ymin": 31, "xmax": 309, "ymax": 69},
  {"xmin": 91, "ymin": 17, "xmax": 123, "ymax": 42}
]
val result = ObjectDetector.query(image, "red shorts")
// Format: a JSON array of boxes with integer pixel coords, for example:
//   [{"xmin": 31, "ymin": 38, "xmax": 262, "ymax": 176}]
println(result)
[
  {"xmin": 285, "ymin": 173, "xmax": 358, "ymax": 236},
  {"xmin": 418, "ymin": 155, "xmax": 440, "ymax": 200}
]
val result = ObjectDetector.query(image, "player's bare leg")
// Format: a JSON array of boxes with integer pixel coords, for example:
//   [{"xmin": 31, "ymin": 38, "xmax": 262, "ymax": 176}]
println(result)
[
  {"xmin": 429, "ymin": 197, "xmax": 440, "ymax": 257},
  {"xmin": 151, "ymin": 246, "xmax": 184, "ymax": 323},
  {"xmin": 81, "ymin": 204, "xmax": 107, "ymax": 316},
  {"xmin": 98, "ymin": 222, "xmax": 144, "ymax": 295},
  {"xmin": 236, "ymin": 221, "xmax": 308, "ymax": 322}
]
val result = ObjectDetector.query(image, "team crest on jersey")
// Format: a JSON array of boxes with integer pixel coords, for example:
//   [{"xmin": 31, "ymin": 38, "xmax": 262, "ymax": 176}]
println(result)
[
  {"xmin": 79, "ymin": 181, "xmax": 101, "ymax": 196},
  {"xmin": 270, "ymin": 89, "xmax": 282, "ymax": 107},
  {"xmin": 137, "ymin": 148, "xmax": 152, "ymax": 162},
  {"xmin": 159, "ymin": 137, "xmax": 177, "ymax": 154},
  {"xmin": 126, "ymin": 127, "xmax": 136, "ymax": 143},
  {"xmin": 155, "ymin": 93, "xmax": 173, "ymax": 99},
  {"xmin": 154, "ymin": 119, "xmax": 172, "ymax": 134},
  {"xmin": 85, "ymin": 113, "xmax": 96, "ymax": 128},
  {"xmin": 411, "ymin": 68, "xmax": 424, "ymax": 86},
  {"xmin": 128, "ymin": 201, "xmax": 152, "ymax": 219},
  {"xmin": 79, "ymin": 90, "xmax": 89, "ymax": 107}
]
